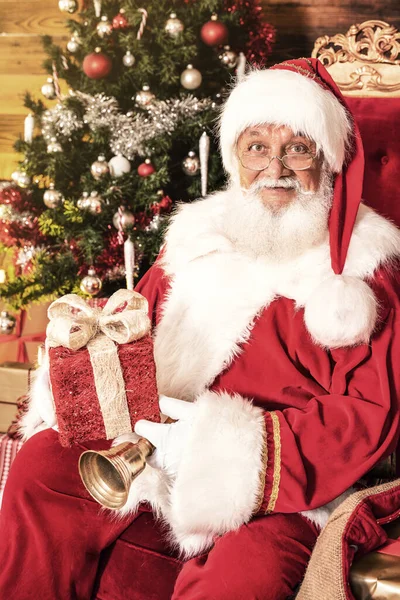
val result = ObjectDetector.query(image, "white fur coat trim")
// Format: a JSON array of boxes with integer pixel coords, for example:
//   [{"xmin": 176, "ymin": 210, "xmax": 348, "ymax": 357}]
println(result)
[{"xmin": 156, "ymin": 193, "xmax": 400, "ymax": 400}]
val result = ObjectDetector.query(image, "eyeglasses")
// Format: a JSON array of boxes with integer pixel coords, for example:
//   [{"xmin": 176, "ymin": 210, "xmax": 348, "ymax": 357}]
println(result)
[{"xmin": 239, "ymin": 152, "xmax": 316, "ymax": 172}]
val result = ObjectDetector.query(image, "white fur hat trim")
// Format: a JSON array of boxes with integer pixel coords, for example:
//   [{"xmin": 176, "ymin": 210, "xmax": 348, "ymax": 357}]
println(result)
[
  {"xmin": 219, "ymin": 69, "xmax": 351, "ymax": 177},
  {"xmin": 304, "ymin": 275, "xmax": 378, "ymax": 348}
]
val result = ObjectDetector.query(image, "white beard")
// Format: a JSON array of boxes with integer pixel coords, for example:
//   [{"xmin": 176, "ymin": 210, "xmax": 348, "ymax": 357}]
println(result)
[{"xmin": 222, "ymin": 168, "xmax": 334, "ymax": 262}]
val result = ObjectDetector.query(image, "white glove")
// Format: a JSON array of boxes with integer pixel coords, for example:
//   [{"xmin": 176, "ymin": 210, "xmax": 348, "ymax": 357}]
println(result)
[{"xmin": 134, "ymin": 395, "xmax": 195, "ymax": 478}]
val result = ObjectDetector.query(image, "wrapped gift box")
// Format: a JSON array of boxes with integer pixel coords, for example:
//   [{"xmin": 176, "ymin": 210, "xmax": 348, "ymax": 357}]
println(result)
[
  {"xmin": 0, "ymin": 301, "xmax": 48, "ymax": 364},
  {"xmin": 47, "ymin": 290, "xmax": 160, "ymax": 447},
  {"xmin": 350, "ymin": 519, "xmax": 400, "ymax": 599},
  {"xmin": 0, "ymin": 362, "xmax": 33, "ymax": 432}
]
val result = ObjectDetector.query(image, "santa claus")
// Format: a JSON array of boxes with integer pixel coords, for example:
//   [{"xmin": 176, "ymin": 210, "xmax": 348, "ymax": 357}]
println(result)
[{"xmin": 1, "ymin": 58, "xmax": 399, "ymax": 600}]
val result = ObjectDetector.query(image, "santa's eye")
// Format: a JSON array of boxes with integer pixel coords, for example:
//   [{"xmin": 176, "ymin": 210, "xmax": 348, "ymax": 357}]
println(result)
[
  {"xmin": 286, "ymin": 143, "xmax": 309, "ymax": 154},
  {"xmin": 247, "ymin": 143, "xmax": 267, "ymax": 154}
]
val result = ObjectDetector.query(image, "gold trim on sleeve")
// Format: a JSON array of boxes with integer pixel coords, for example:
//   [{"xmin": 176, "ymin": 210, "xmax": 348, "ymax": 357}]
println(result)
[
  {"xmin": 254, "ymin": 418, "xmax": 268, "ymax": 513},
  {"xmin": 266, "ymin": 411, "xmax": 281, "ymax": 513}
]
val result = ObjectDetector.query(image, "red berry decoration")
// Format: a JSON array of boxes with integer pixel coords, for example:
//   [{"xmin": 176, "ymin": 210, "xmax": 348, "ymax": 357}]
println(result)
[
  {"xmin": 138, "ymin": 159, "xmax": 155, "ymax": 177},
  {"xmin": 200, "ymin": 15, "xmax": 228, "ymax": 46},
  {"xmin": 112, "ymin": 9, "xmax": 129, "ymax": 30},
  {"xmin": 82, "ymin": 49, "xmax": 112, "ymax": 79}
]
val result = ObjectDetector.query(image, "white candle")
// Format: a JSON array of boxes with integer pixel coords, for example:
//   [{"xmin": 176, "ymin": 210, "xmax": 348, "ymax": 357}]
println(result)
[
  {"xmin": 124, "ymin": 238, "xmax": 135, "ymax": 291},
  {"xmin": 24, "ymin": 114, "xmax": 35, "ymax": 143},
  {"xmin": 236, "ymin": 52, "xmax": 246, "ymax": 82}
]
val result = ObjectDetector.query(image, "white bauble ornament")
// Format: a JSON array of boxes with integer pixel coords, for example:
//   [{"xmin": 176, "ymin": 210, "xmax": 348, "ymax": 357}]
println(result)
[
  {"xmin": 58, "ymin": 0, "xmax": 78, "ymax": 14},
  {"xmin": 67, "ymin": 36, "xmax": 81, "ymax": 53},
  {"xmin": 0, "ymin": 311, "xmax": 16, "ymax": 335},
  {"xmin": 112, "ymin": 207, "xmax": 135, "ymax": 230},
  {"xmin": 180, "ymin": 64, "xmax": 202, "ymax": 90},
  {"xmin": 135, "ymin": 85, "xmax": 155, "ymax": 107},
  {"xmin": 80, "ymin": 267, "xmax": 102, "ymax": 296},
  {"xmin": 108, "ymin": 155, "xmax": 131, "ymax": 178},
  {"xmin": 219, "ymin": 45, "xmax": 238, "ymax": 69},
  {"xmin": 17, "ymin": 172, "xmax": 32, "ymax": 188},
  {"xmin": 47, "ymin": 138, "xmax": 62, "ymax": 153},
  {"xmin": 90, "ymin": 155, "xmax": 109, "ymax": 180},
  {"xmin": 43, "ymin": 183, "xmax": 64, "ymax": 208},
  {"xmin": 77, "ymin": 191, "xmax": 90, "ymax": 210},
  {"xmin": 41, "ymin": 77, "xmax": 56, "ymax": 100},
  {"xmin": 96, "ymin": 16, "xmax": 113, "ymax": 38},
  {"xmin": 123, "ymin": 51, "xmax": 135, "ymax": 67},
  {"xmin": 182, "ymin": 151, "xmax": 200, "ymax": 175},
  {"xmin": 165, "ymin": 13, "xmax": 184, "ymax": 37},
  {"xmin": 11, "ymin": 170, "xmax": 21, "ymax": 183}
]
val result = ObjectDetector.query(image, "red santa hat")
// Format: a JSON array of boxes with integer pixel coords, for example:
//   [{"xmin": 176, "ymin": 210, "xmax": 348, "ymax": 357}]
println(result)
[{"xmin": 219, "ymin": 57, "xmax": 365, "ymax": 276}]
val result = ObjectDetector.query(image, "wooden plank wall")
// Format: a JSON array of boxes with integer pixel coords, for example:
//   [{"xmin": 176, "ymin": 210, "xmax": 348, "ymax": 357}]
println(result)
[{"xmin": 0, "ymin": 0, "xmax": 400, "ymax": 180}]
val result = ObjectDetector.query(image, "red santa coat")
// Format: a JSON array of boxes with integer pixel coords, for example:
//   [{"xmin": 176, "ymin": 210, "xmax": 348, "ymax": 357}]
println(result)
[{"xmin": 125, "ymin": 190, "xmax": 400, "ymax": 557}]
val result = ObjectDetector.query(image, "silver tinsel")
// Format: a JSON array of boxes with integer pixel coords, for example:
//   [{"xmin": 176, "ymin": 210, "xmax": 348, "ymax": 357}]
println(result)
[{"xmin": 40, "ymin": 91, "xmax": 213, "ymax": 161}]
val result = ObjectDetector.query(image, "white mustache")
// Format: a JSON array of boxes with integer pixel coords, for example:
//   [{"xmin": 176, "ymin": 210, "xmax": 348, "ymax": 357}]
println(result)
[{"xmin": 247, "ymin": 177, "xmax": 302, "ymax": 193}]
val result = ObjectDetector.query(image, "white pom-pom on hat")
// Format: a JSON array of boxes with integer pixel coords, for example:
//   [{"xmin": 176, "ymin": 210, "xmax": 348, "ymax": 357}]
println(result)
[{"xmin": 303, "ymin": 275, "xmax": 378, "ymax": 348}]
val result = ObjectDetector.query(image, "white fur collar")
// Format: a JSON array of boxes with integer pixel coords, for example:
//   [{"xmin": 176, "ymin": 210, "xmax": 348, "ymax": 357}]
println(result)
[{"xmin": 154, "ymin": 192, "xmax": 400, "ymax": 399}]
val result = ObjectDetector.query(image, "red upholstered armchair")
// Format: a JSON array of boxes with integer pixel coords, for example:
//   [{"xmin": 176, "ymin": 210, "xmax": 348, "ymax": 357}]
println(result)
[{"xmin": 92, "ymin": 22, "xmax": 400, "ymax": 600}]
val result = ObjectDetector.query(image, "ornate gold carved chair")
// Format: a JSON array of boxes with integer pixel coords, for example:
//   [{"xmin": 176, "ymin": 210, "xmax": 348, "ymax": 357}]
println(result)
[{"xmin": 312, "ymin": 20, "xmax": 400, "ymax": 227}]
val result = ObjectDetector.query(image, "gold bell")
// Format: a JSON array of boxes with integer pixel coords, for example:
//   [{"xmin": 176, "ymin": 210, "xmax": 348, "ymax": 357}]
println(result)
[{"xmin": 79, "ymin": 437, "xmax": 154, "ymax": 509}]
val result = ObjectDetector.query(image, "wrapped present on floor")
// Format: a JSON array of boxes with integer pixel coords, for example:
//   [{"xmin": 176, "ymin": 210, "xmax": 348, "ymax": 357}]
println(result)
[
  {"xmin": 0, "ymin": 362, "xmax": 33, "ymax": 433},
  {"xmin": 46, "ymin": 289, "xmax": 160, "ymax": 447}
]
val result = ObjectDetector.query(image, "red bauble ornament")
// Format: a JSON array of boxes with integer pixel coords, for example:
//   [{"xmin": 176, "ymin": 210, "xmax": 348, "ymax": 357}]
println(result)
[
  {"xmin": 112, "ymin": 10, "xmax": 129, "ymax": 30},
  {"xmin": 138, "ymin": 160, "xmax": 155, "ymax": 177},
  {"xmin": 82, "ymin": 50, "xmax": 112, "ymax": 79},
  {"xmin": 201, "ymin": 15, "xmax": 228, "ymax": 46}
]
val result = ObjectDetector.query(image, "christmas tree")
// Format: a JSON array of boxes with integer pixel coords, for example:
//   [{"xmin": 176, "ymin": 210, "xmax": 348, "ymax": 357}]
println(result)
[{"xmin": 0, "ymin": 0, "xmax": 274, "ymax": 315}]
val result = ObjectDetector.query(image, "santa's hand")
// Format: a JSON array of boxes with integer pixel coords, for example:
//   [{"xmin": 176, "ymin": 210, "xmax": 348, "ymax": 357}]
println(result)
[{"xmin": 134, "ymin": 395, "xmax": 195, "ymax": 478}]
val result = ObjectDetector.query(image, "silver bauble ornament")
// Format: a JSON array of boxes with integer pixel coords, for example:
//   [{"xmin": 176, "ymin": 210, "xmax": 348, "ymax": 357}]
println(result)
[
  {"xmin": 182, "ymin": 151, "xmax": 200, "ymax": 175},
  {"xmin": 67, "ymin": 36, "xmax": 81, "ymax": 53},
  {"xmin": 90, "ymin": 155, "xmax": 109, "ymax": 180},
  {"xmin": 0, "ymin": 311, "xmax": 16, "ymax": 335},
  {"xmin": 11, "ymin": 170, "xmax": 21, "ymax": 183},
  {"xmin": 108, "ymin": 154, "xmax": 131, "ymax": 178},
  {"xmin": 165, "ymin": 13, "xmax": 184, "ymax": 37},
  {"xmin": 41, "ymin": 77, "xmax": 56, "ymax": 100},
  {"xmin": 88, "ymin": 191, "xmax": 103, "ymax": 214},
  {"xmin": 123, "ymin": 51, "xmax": 135, "ymax": 67},
  {"xmin": 58, "ymin": 0, "xmax": 78, "ymax": 13},
  {"xmin": 80, "ymin": 267, "xmax": 102, "ymax": 296},
  {"xmin": 77, "ymin": 191, "xmax": 90, "ymax": 210},
  {"xmin": 135, "ymin": 85, "xmax": 155, "ymax": 107},
  {"xmin": 96, "ymin": 16, "xmax": 113, "ymax": 38},
  {"xmin": 218, "ymin": 45, "xmax": 238, "ymax": 69},
  {"xmin": 112, "ymin": 207, "xmax": 135, "ymax": 230},
  {"xmin": 43, "ymin": 183, "xmax": 64, "ymax": 208},
  {"xmin": 180, "ymin": 64, "xmax": 202, "ymax": 90},
  {"xmin": 17, "ymin": 172, "xmax": 32, "ymax": 188},
  {"xmin": 47, "ymin": 137, "xmax": 62, "ymax": 153},
  {"xmin": 147, "ymin": 214, "xmax": 161, "ymax": 231}
]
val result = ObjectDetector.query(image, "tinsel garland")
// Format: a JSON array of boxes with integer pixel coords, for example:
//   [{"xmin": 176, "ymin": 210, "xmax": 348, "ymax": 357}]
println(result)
[{"xmin": 41, "ymin": 92, "xmax": 213, "ymax": 160}]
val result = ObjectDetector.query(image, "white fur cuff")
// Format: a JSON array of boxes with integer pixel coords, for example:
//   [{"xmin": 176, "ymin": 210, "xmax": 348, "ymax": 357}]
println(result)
[{"xmin": 166, "ymin": 390, "xmax": 267, "ymax": 557}]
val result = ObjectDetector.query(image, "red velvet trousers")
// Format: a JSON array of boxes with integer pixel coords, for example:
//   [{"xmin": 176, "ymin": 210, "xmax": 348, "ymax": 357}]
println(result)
[{"xmin": 0, "ymin": 430, "xmax": 319, "ymax": 600}]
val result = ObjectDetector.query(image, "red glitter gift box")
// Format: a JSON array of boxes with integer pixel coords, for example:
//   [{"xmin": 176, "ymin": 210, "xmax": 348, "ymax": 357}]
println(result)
[{"xmin": 46, "ymin": 290, "xmax": 159, "ymax": 447}]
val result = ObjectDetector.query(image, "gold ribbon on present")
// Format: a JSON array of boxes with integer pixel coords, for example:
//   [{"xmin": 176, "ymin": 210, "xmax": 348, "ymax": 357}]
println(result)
[{"xmin": 46, "ymin": 289, "xmax": 152, "ymax": 439}]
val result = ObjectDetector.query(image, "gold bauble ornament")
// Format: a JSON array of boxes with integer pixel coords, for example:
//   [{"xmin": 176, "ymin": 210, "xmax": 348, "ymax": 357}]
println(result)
[
  {"xmin": 90, "ymin": 155, "xmax": 110, "ymax": 180},
  {"xmin": 77, "ymin": 192, "xmax": 90, "ymax": 210},
  {"xmin": 80, "ymin": 267, "xmax": 102, "ymax": 296},
  {"xmin": 0, "ymin": 311, "xmax": 16, "ymax": 335},
  {"xmin": 135, "ymin": 85, "xmax": 155, "ymax": 107},
  {"xmin": 165, "ymin": 13, "xmax": 184, "ymax": 38},
  {"xmin": 112, "ymin": 207, "xmax": 135, "ymax": 230},
  {"xmin": 43, "ymin": 183, "xmax": 64, "ymax": 208},
  {"xmin": 87, "ymin": 191, "xmax": 103, "ymax": 214},
  {"xmin": 58, "ymin": 0, "xmax": 78, "ymax": 14},
  {"xmin": 47, "ymin": 138, "xmax": 62, "ymax": 153},
  {"xmin": 182, "ymin": 151, "xmax": 200, "ymax": 175},
  {"xmin": 180, "ymin": 64, "xmax": 202, "ymax": 90},
  {"xmin": 218, "ymin": 45, "xmax": 238, "ymax": 69},
  {"xmin": 96, "ymin": 16, "xmax": 113, "ymax": 38}
]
